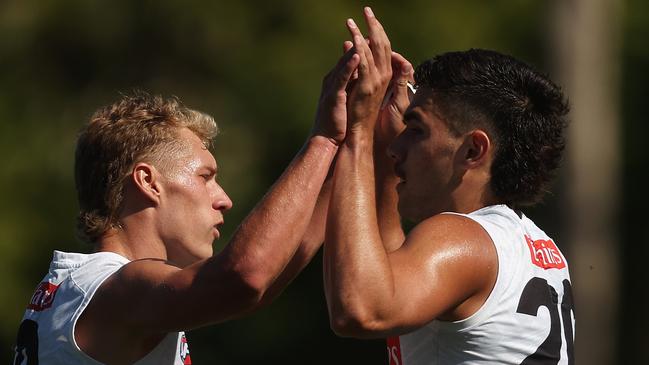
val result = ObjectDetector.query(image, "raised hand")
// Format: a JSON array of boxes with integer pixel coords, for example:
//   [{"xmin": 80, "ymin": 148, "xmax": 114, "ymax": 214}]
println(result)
[
  {"xmin": 375, "ymin": 52, "xmax": 414, "ymax": 149},
  {"xmin": 312, "ymin": 43, "xmax": 360, "ymax": 145},
  {"xmin": 345, "ymin": 7, "xmax": 393, "ymax": 135}
]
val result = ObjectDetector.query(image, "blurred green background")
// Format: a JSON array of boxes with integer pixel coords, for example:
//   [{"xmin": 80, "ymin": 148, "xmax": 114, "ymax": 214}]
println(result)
[{"xmin": 1, "ymin": 0, "xmax": 646, "ymax": 363}]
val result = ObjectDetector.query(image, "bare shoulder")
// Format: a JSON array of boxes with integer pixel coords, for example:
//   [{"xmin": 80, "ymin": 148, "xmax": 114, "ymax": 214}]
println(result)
[
  {"xmin": 80, "ymin": 258, "xmax": 173, "ymax": 316},
  {"xmin": 81, "ymin": 254, "xmax": 257, "ymax": 335},
  {"xmin": 85, "ymin": 258, "xmax": 201, "ymax": 330},
  {"xmin": 79, "ymin": 258, "xmax": 183, "ymax": 325},
  {"xmin": 402, "ymin": 212, "xmax": 496, "ymax": 260},
  {"xmin": 104, "ymin": 258, "xmax": 185, "ymax": 294},
  {"xmin": 389, "ymin": 212, "xmax": 498, "ymax": 322},
  {"xmin": 75, "ymin": 258, "xmax": 183, "ymax": 363}
]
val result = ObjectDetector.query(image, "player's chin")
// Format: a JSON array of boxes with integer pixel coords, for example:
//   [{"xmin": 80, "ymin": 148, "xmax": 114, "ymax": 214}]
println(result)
[
  {"xmin": 185, "ymin": 249, "xmax": 213, "ymax": 266},
  {"xmin": 200, "ymin": 243, "xmax": 214, "ymax": 259},
  {"xmin": 190, "ymin": 241, "xmax": 215, "ymax": 262}
]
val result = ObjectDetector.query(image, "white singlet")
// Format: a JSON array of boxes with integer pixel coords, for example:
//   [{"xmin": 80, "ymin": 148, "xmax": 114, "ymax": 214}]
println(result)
[
  {"xmin": 386, "ymin": 205, "xmax": 575, "ymax": 365},
  {"xmin": 14, "ymin": 251, "xmax": 192, "ymax": 365}
]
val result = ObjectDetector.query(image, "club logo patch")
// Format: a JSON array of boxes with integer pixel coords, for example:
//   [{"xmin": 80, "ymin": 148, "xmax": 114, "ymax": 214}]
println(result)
[
  {"xmin": 179, "ymin": 333, "xmax": 191, "ymax": 365},
  {"xmin": 387, "ymin": 336, "xmax": 403, "ymax": 365},
  {"xmin": 27, "ymin": 282, "xmax": 59, "ymax": 311},
  {"xmin": 525, "ymin": 235, "xmax": 566, "ymax": 270}
]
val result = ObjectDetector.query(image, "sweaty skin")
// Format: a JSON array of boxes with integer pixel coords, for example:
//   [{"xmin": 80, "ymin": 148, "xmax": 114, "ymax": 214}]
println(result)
[
  {"xmin": 323, "ymin": 8, "xmax": 498, "ymax": 338},
  {"xmin": 74, "ymin": 47, "xmax": 361, "ymax": 364}
]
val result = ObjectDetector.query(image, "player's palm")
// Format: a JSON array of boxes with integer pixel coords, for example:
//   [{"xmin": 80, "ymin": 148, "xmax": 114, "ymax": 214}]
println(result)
[
  {"xmin": 313, "ymin": 47, "xmax": 360, "ymax": 145},
  {"xmin": 375, "ymin": 52, "xmax": 414, "ymax": 148}
]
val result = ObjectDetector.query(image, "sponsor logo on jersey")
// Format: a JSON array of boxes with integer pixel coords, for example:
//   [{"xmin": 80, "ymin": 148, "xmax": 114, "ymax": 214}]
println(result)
[
  {"xmin": 27, "ymin": 282, "xmax": 59, "ymax": 311},
  {"xmin": 386, "ymin": 336, "xmax": 403, "ymax": 365},
  {"xmin": 525, "ymin": 235, "xmax": 566, "ymax": 270},
  {"xmin": 179, "ymin": 333, "xmax": 191, "ymax": 365}
]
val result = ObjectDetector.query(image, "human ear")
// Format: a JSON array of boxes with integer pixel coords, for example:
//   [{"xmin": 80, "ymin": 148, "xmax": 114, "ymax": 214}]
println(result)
[
  {"xmin": 463, "ymin": 130, "xmax": 491, "ymax": 167},
  {"xmin": 131, "ymin": 163, "xmax": 162, "ymax": 203}
]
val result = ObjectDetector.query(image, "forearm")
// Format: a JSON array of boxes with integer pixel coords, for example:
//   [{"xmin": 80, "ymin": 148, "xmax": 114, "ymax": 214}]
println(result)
[
  {"xmin": 374, "ymin": 143, "xmax": 405, "ymax": 251},
  {"xmin": 221, "ymin": 135, "xmax": 337, "ymax": 296},
  {"xmin": 258, "ymin": 176, "xmax": 332, "ymax": 306},
  {"xmin": 325, "ymin": 132, "xmax": 394, "ymax": 333}
]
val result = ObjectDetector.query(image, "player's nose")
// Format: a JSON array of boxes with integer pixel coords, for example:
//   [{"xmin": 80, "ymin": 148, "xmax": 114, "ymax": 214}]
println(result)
[{"xmin": 213, "ymin": 183, "xmax": 233, "ymax": 212}]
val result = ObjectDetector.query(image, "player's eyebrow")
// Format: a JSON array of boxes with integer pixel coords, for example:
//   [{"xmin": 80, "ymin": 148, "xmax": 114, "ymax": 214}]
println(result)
[{"xmin": 201, "ymin": 165, "xmax": 218, "ymax": 178}]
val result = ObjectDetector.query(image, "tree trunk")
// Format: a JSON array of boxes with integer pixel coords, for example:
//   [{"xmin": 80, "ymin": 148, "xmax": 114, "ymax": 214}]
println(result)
[{"xmin": 551, "ymin": 0, "xmax": 622, "ymax": 363}]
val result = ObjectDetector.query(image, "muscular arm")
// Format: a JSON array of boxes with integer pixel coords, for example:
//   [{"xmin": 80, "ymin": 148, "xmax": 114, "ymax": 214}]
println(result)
[
  {"xmin": 326, "ymin": 211, "xmax": 497, "ymax": 338},
  {"xmin": 256, "ymin": 170, "xmax": 333, "ymax": 306},
  {"xmin": 323, "ymin": 7, "xmax": 394, "ymax": 336},
  {"xmin": 77, "ymin": 43, "xmax": 360, "ymax": 364},
  {"xmin": 93, "ymin": 135, "xmax": 338, "ymax": 331},
  {"xmin": 374, "ymin": 51, "xmax": 413, "ymax": 251},
  {"xmin": 323, "ymin": 9, "xmax": 497, "ymax": 339},
  {"xmin": 374, "ymin": 143, "xmax": 403, "ymax": 252}
]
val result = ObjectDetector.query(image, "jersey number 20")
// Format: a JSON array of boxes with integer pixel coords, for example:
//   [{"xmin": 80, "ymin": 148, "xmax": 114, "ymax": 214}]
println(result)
[{"xmin": 517, "ymin": 278, "xmax": 575, "ymax": 365}]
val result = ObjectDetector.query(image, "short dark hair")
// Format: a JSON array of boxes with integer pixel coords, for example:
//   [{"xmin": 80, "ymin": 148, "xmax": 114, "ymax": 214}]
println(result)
[{"xmin": 414, "ymin": 49, "xmax": 569, "ymax": 207}]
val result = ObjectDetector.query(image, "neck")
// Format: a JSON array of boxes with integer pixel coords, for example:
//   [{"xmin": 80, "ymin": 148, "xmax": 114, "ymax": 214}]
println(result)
[
  {"xmin": 94, "ymin": 215, "xmax": 168, "ymax": 262},
  {"xmin": 94, "ymin": 228, "xmax": 135, "ymax": 259},
  {"xmin": 450, "ymin": 176, "xmax": 499, "ymax": 214}
]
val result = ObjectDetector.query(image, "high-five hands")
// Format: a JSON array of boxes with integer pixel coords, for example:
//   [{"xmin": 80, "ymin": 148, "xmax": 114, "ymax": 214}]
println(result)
[
  {"xmin": 344, "ymin": 7, "xmax": 394, "ymax": 136},
  {"xmin": 375, "ymin": 52, "xmax": 414, "ymax": 149},
  {"xmin": 314, "ymin": 7, "xmax": 413, "ymax": 147},
  {"xmin": 313, "ymin": 37, "xmax": 361, "ymax": 146}
]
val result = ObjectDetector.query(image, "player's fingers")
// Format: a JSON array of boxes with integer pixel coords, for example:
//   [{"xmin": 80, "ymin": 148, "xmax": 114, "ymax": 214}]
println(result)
[
  {"xmin": 343, "ymin": 40, "xmax": 354, "ymax": 54},
  {"xmin": 332, "ymin": 52, "xmax": 361, "ymax": 93},
  {"xmin": 363, "ymin": 7, "xmax": 391, "ymax": 71},
  {"xmin": 347, "ymin": 18, "xmax": 374, "ymax": 77},
  {"xmin": 343, "ymin": 40, "xmax": 359, "ymax": 80},
  {"xmin": 391, "ymin": 52, "xmax": 415, "ymax": 83},
  {"xmin": 392, "ymin": 62, "xmax": 414, "ymax": 109},
  {"xmin": 322, "ymin": 46, "xmax": 355, "ymax": 91}
]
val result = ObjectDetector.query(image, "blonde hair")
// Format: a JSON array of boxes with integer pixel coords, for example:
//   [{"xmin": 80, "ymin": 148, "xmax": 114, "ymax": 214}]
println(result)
[{"xmin": 74, "ymin": 92, "xmax": 218, "ymax": 243}]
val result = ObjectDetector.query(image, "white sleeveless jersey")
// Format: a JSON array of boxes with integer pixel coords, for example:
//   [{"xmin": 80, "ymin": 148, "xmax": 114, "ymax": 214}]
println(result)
[
  {"xmin": 14, "ymin": 251, "xmax": 192, "ymax": 365},
  {"xmin": 386, "ymin": 205, "xmax": 575, "ymax": 365}
]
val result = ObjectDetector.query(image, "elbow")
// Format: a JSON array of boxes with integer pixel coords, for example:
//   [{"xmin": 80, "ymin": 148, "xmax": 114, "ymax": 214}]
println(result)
[
  {"xmin": 330, "ymin": 315, "xmax": 364, "ymax": 338},
  {"xmin": 238, "ymin": 274, "xmax": 268, "ymax": 306},
  {"xmin": 223, "ymin": 265, "xmax": 274, "ymax": 312},
  {"xmin": 329, "ymin": 307, "xmax": 388, "ymax": 339}
]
